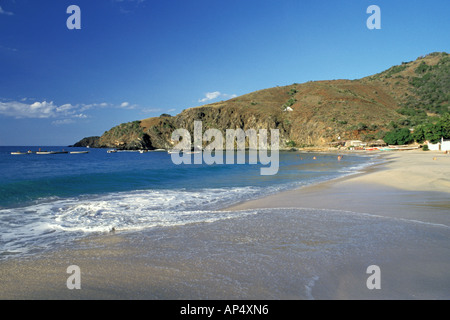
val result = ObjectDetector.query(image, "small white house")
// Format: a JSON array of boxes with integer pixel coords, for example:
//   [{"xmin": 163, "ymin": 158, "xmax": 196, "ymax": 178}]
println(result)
[
  {"xmin": 442, "ymin": 138, "xmax": 450, "ymax": 151},
  {"xmin": 345, "ymin": 140, "xmax": 366, "ymax": 147},
  {"xmin": 427, "ymin": 138, "xmax": 450, "ymax": 151}
]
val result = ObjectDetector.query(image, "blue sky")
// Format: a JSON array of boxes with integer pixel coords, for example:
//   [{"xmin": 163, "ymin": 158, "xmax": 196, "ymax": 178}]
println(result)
[{"xmin": 0, "ymin": 0, "xmax": 449, "ymax": 145}]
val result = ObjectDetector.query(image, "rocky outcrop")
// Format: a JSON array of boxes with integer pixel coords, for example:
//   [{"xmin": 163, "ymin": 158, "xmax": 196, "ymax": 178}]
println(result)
[{"xmin": 70, "ymin": 136, "xmax": 100, "ymax": 148}]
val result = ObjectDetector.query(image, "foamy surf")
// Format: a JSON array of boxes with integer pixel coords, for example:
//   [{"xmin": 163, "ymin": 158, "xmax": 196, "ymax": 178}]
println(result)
[{"xmin": 0, "ymin": 187, "xmax": 266, "ymax": 257}]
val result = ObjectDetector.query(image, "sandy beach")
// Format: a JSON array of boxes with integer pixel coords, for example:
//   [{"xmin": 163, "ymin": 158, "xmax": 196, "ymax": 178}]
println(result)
[
  {"xmin": 229, "ymin": 150, "xmax": 450, "ymax": 225},
  {"xmin": 0, "ymin": 150, "xmax": 449, "ymax": 300}
]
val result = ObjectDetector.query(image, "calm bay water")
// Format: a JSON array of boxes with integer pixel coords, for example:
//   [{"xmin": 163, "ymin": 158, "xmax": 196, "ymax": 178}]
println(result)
[{"xmin": 0, "ymin": 146, "xmax": 376, "ymax": 257}]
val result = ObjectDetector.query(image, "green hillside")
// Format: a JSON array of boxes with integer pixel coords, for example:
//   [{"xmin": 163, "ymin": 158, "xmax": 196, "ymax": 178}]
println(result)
[{"xmin": 75, "ymin": 52, "xmax": 450, "ymax": 149}]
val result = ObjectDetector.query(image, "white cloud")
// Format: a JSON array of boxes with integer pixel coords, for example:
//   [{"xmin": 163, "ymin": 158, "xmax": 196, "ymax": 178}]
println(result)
[
  {"xmin": 118, "ymin": 101, "xmax": 138, "ymax": 109},
  {"xmin": 199, "ymin": 91, "xmax": 221, "ymax": 102},
  {"xmin": 0, "ymin": 6, "xmax": 13, "ymax": 16},
  {"xmin": 0, "ymin": 100, "xmax": 87, "ymax": 119},
  {"xmin": 0, "ymin": 100, "xmax": 58, "ymax": 118},
  {"xmin": 198, "ymin": 91, "xmax": 237, "ymax": 103}
]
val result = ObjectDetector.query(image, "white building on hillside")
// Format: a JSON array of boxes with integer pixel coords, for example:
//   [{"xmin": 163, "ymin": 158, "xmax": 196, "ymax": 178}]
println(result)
[
  {"xmin": 345, "ymin": 140, "xmax": 366, "ymax": 147},
  {"xmin": 442, "ymin": 138, "xmax": 450, "ymax": 151}
]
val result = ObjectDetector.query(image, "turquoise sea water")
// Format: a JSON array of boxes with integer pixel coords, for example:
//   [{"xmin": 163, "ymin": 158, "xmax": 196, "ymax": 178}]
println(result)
[{"xmin": 0, "ymin": 146, "xmax": 376, "ymax": 257}]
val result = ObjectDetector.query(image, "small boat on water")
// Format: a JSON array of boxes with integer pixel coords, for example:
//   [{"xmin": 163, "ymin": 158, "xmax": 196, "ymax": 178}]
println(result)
[
  {"xmin": 107, "ymin": 149, "xmax": 117, "ymax": 153},
  {"xmin": 70, "ymin": 151, "xmax": 89, "ymax": 154},
  {"xmin": 11, "ymin": 151, "xmax": 28, "ymax": 155},
  {"xmin": 167, "ymin": 149, "xmax": 182, "ymax": 154},
  {"xmin": 393, "ymin": 146, "xmax": 420, "ymax": 151},
  {"xmin": 379, "ymin": 146, "xmax": 420, "ymax": 151}
]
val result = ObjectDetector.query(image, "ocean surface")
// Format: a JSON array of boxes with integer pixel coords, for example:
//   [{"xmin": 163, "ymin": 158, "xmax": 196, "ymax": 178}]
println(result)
[{"xmin": 0, "ymin": 146, "xmax": 378, "ymax": 258}]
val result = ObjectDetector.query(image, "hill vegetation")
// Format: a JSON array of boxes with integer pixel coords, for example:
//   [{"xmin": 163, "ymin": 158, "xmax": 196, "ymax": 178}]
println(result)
[{"xmin": 74, "ymin": 52, "xmax": 449, "ymax": 149}]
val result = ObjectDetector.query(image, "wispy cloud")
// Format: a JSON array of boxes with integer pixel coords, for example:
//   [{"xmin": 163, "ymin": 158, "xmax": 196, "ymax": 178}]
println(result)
[
  {"xmin": 141, "ymin": 107, "xmax": 161, "ymax": 113},
  {"xmin": 0, "ymin": 100, "xmax": 86, "ymax": 119},
  {"xmin": 51, "ymin": 119, "xmax": 75, "ymax": 126},
  {"xmin": 0, "ymin": 6, "xmax": 14, "ymax": 16},
  {"xmin": 198, "ymin": 91, "xmax": 237, "ymax": 103},
  {"xmin": 78, "ymin": 102, "xmax": 109, "ymax": 112}
]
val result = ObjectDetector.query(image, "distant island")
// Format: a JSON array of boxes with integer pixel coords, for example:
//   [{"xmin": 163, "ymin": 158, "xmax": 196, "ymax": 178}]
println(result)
[{"xmin": 73, "ymin": 52, "xmax": 449, "ymax": 150}]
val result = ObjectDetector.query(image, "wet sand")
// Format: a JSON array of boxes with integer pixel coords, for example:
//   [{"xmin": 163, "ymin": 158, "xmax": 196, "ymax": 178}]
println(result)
[
  {"xmin": 229, "ymin": 150, "xmax": 450, "ymax": 226},
  {"xmin": 1, "ymin": 150, "xmax": 449, "ymax": 299}
]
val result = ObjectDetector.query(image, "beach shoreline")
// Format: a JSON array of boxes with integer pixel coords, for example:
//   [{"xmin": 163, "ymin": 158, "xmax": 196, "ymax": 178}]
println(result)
[
  {"xmin": 227, "ymin": 150, "xmax": 450, "ymax": 225},
  {"xmin": 0, "ymin": 150, "xmax": 449, "ymax": 300}
]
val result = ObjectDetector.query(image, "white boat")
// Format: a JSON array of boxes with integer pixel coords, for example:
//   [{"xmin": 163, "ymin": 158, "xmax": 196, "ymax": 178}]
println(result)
[
  {"xmin": 70, "ymin": 151, "xmax": 89, "ymax": 154},
  {"xmin": 36, "ymin": 151, "xmax": 69, "ymax": 155},
  {"xmin": 167, "ymin": 149, "xmax": 182, "ymax": 154},
  {"xmin": 393, "ymin": 146, "xmax": 420, "ymax": 151},
  {"xmin": 107, "ymin": 149, "xmax": 117, "ymax": 153},
  {"xmin": 11, "ymin": 151, "xmax": 28, "ymax": 155}
]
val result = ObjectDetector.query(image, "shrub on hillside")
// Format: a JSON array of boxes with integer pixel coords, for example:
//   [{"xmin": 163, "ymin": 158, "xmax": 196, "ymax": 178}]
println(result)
[
  {"xmin": 413, "ymin": 113, "xmax": 450, "ymax": 143},
  {"xmin": 383, "ymin": 128, "xmax": 413, "ymax": 145}
]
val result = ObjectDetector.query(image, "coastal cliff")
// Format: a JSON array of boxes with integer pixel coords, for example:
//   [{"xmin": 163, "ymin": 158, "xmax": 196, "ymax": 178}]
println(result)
[{"xmin": 74, "ymin": 52, "xmax": 449, "ymax": 150}]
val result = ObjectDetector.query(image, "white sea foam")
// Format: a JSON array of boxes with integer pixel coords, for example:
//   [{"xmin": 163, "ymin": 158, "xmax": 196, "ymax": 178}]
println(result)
[{"xmin": 0, "ymin": 187, "xmax": 264, "ymax": 256}]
